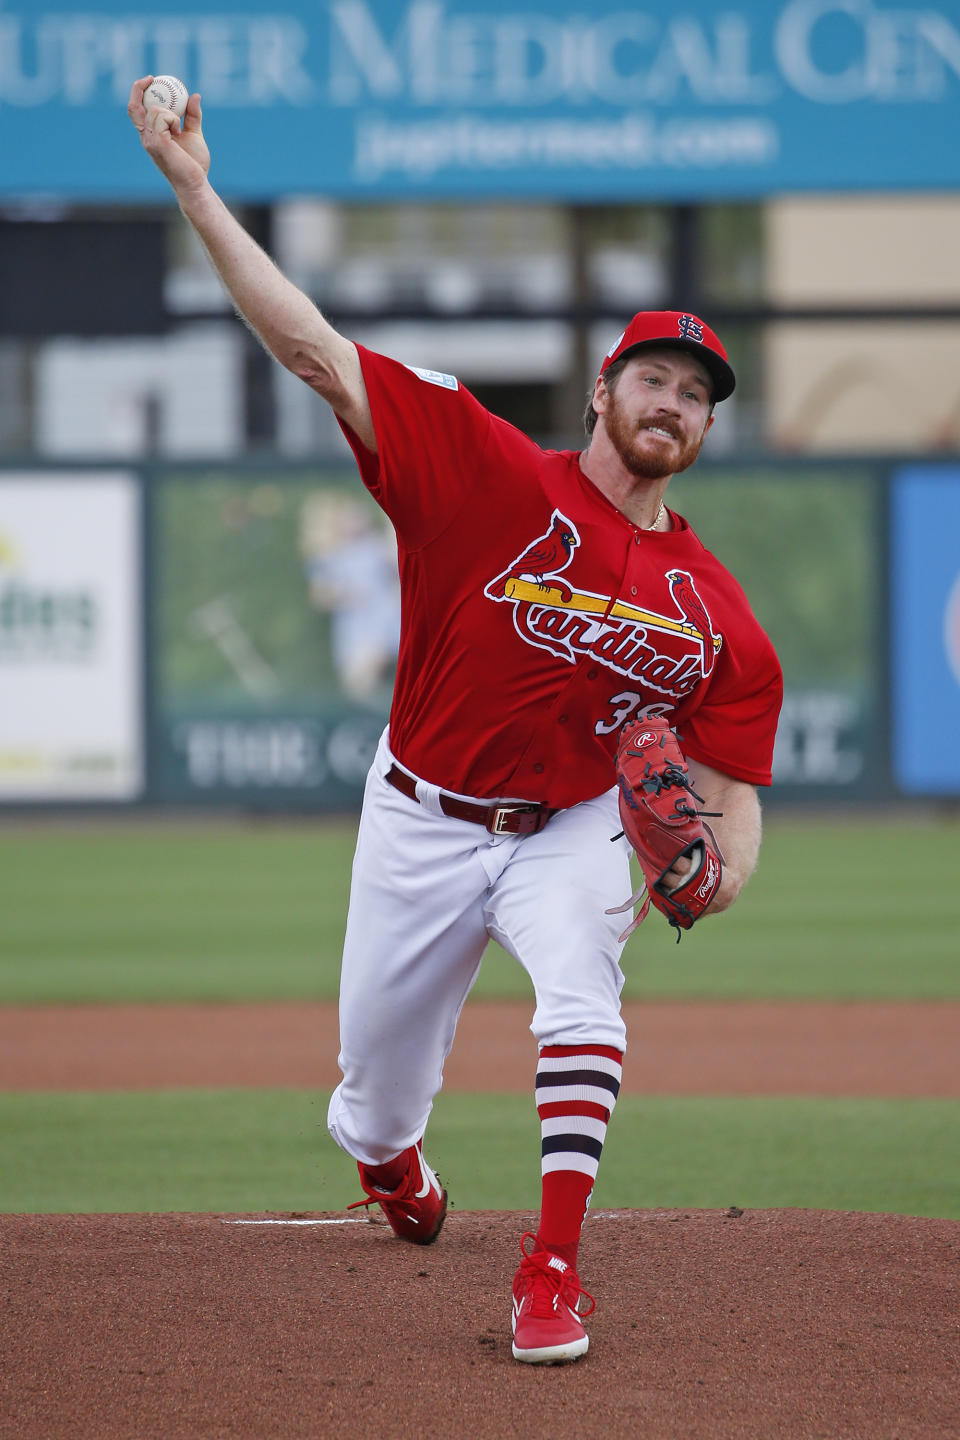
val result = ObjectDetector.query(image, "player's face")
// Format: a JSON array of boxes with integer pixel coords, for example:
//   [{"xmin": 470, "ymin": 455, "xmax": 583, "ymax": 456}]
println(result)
[{"xmin": 598, "ymin": 350, "xmax": 715, "ymax": 480}]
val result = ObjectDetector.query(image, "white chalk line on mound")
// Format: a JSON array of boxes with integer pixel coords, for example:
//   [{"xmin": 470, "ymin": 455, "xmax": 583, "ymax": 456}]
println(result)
[
  {"xmin": 221, "ymin": 1218, "xmax": 370, "ymax": 1227},
  {"xmin": 220, "ymin": 1212, "xmax": 640, "ymax": 1229}
]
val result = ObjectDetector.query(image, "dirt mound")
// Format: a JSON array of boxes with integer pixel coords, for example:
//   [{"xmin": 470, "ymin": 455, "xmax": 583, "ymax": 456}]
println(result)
[{"xmin": 3, "ymin": 1208, "xmax": 958, "ymax": 1440}]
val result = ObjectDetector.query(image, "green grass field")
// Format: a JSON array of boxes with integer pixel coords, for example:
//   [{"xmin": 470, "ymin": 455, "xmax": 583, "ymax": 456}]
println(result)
[
  {"xmin": 1, "ymin": 814, "xmax": 958, "ymax": 1220},
  {"xmin": 1, "ymin": 815, "xmax": 957, "ymax": 1002},
  {"xmin": 3, "ymin": 1090, "xmax": 958, "ymax": 1220},
  {"xmin": 0, "ymin": 822, "xmax": 354, "ymax": 1004}
]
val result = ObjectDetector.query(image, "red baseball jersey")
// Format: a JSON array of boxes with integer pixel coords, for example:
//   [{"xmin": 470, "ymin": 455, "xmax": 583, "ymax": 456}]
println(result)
[{"xmin": 339, "ymin": 348, "xmax": 782, "ymax": 808}]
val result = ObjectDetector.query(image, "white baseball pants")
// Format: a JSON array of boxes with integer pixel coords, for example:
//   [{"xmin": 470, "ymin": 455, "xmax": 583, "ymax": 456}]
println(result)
[{"xmin": 327, "ymin": 729, "xmax": 632, "ymax": 1165}]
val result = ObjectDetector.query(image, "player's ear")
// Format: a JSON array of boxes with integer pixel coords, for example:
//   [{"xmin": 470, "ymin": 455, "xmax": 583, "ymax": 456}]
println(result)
[{"xmin": 591, "ymin": 374, "xmax": 609, "ymax": 416}]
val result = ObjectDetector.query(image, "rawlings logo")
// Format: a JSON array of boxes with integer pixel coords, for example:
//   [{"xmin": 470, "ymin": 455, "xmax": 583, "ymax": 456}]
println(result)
[
  {"xmin": 484, "ymin": 511, "xmax": 723, "ymax": 699},
  {"xmin": 677, "ymin": 314, "xmax": 704, "ymax": 342},
  {"xmin": 695, "ymin": 854, "xmax": 721, "ymax": 900}
]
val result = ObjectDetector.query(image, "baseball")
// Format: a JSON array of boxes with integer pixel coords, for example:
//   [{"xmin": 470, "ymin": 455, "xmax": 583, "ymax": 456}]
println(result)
[{"xmin": 144, "ymin": 75, "xmax": 189, "ymax": 119}]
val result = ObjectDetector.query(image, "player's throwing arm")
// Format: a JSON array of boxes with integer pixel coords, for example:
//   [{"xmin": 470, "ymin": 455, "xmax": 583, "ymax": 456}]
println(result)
[{"xmin": 126, "ymin": 76, "xmax": 374, "ymax": 449}]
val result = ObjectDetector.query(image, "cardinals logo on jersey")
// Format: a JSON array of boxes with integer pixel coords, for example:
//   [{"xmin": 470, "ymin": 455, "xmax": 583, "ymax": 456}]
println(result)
[
  {"xmin": 484, "ymin": 511, "xmax": 722, "ymax": 698},
  {"xmin": 666, "ymin": 568, "xmax": 721, "ymax": 678},
  {"xmin": 485, "ymin": 512, "xmax": 579, "ymax": 604}
]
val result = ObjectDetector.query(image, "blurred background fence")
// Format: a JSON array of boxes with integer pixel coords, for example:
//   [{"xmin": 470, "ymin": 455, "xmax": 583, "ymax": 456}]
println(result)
[
  {"xmin": 2, "ymin": 0, "xmax": 960, "ymax": 812},
  {"xmin": 3, "ymin": 456, "xmax": 959, "ymax": 810}
]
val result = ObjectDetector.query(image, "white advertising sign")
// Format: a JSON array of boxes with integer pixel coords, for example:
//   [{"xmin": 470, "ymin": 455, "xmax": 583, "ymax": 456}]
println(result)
[{"xmin": 0, "ymin": 472, "xmax": 143, "ymax": 800}]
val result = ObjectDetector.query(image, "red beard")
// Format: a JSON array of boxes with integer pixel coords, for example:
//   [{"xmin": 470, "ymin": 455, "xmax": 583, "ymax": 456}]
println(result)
[{"xmin": 604, "ymin": 392, "xmax": 706, "ymax": 480}]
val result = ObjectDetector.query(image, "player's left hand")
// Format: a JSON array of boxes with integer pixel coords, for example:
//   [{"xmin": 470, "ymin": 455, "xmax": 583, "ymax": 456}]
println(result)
[
  {"xmin": 660, "ymin": 852, "xmax": 695, "ymax": 891},
  {"xmin": 127, "ymin": 76, "xmax": 210, "ymax": 195}
]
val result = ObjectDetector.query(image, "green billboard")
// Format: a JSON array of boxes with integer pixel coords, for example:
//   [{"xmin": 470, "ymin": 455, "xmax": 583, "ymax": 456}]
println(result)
[
  {"xmin": 150, "ymin": 466, "xmax": 395, "ymax": 807},
  {"xmin": 148, "ymin": 459, "xmax": 885, "ymax": 808}
]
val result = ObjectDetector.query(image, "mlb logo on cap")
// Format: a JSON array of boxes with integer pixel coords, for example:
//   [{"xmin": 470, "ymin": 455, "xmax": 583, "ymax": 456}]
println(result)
[{"xmin": 600, "ymin": 310, "xmax": 736, "ymax": 402}]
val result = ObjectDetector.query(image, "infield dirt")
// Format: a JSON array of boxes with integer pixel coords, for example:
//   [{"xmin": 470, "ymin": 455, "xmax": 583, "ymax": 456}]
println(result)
[
  {"xmin": 2, "ymin": 998, "xmax": 959, "ymax": 1095},
  {"xmin": 3, "ymin": 1207, "xmax": 959, "ymax": 1440}
]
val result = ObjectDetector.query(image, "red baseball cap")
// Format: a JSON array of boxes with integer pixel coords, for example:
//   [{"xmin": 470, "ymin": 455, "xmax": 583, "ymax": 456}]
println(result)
[{"xmin": 600, "ymin": 310, "xmax": 736, "ymax": 402}]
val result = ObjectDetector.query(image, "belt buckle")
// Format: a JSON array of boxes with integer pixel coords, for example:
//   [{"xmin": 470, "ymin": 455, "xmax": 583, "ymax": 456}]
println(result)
[{"xmin": 488, "ymin": 802, "xmax": 538, "ymax": 835}]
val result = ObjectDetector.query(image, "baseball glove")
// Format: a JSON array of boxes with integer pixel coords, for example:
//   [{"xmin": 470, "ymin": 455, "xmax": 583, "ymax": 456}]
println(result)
[{"xmin": 607, "ymin": 716, "xmax": 724, "ymax": 942}]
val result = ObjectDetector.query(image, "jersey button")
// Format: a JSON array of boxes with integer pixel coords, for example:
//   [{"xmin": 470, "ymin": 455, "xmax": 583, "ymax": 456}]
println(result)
[
  {"xmin": 587, "ymin": 668, "xmax": 598, "ymax": 680},
  {"xmin": 558, "ymin": 714, "xmax": 568, "ymax": 724},
  {"xmin": 533, "ymin": 763, "xmax": 544, "ymax": 774},
  {"xmin": 631, "ymin": 586, "xmax": 637, "ymax": 596}
]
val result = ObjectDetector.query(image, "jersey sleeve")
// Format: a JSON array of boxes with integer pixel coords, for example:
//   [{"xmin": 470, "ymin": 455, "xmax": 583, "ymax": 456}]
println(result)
[
  {"xmin": 679, "ymin": 629, "xmax": 783, "ymax": 787},
  {"xmin": 338, "ymin": 346, "xmax": 494, "ymax": 551}
]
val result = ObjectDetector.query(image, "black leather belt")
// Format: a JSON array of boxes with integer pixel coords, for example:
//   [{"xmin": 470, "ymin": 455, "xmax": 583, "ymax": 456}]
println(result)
[{"xmin": 385, "ymin": 764, "xmax": 557, "ymax": 836}]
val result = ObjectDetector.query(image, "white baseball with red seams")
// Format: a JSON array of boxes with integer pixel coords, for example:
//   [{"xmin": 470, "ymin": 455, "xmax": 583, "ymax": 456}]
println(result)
[{"xmin": 144, "ymin": 75, "xmax": 189, "ymax": 118}]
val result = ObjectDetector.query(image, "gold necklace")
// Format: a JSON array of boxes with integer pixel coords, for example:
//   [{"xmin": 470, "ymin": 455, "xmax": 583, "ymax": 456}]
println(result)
[{"xmin": 628, "ymin": 502, "xmax": 668, "ymax": 533}]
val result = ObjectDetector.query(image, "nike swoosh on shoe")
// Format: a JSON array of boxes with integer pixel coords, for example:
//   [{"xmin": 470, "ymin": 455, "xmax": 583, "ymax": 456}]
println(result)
[{"xmin": 415, "ymin": 1153, "xmax": 441, "ymax": 1201}]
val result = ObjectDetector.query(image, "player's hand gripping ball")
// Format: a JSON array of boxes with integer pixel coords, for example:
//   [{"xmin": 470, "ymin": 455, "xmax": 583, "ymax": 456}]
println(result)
[
  {"xmin": 143, "ymin": 75, "xmax": 189, "ymax": 119},
  {"xmin": 608, "ymin": 716, "xmax": 723, "ymax": 942}
]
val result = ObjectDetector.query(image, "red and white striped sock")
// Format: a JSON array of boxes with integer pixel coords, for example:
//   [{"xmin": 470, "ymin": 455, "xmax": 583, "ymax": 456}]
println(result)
[{"xmin": 535, "ymin": 1043, "xmax": 623, "ymax": 1269}]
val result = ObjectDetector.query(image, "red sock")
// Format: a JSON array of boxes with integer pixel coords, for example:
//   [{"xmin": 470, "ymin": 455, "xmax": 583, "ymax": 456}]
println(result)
[
  {"xmin": 361, "ymin": 1147, "xmax": 411, "ymax": 1191},
  {"xmin": 537, "ymin": 1170, "xmax": 595, "ymax": 1268},
  {"xmin": 535, "ymin": 1044, "xmax": 623, "ymax": 1269}
]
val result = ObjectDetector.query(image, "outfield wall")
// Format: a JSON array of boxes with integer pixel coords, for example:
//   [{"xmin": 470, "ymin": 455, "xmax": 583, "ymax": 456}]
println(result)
[{"xmin": 1, "ymin": 457, "xmax": 958, "ymax": 809}]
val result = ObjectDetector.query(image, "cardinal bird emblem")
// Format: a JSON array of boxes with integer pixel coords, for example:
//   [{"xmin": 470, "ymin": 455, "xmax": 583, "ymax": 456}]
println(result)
[
  {"xmin": 485, "ymin": 510, "xmax": 580, "ymax": 603},
  {"xmin": 666, "ymin": 569, "xmax": 722, "ymax": 677},
  {"xmin": 485, "ymin": 519, "xmax": 722, "ymax": 696}
]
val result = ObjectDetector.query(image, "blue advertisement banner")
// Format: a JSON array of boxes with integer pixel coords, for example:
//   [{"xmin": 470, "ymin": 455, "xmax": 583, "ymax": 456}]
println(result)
[
  {"xmin": 2, "ymin": 0, "xmax": 959, "ymax": 201},
  {"xmin": 891, "ymin": 467, "xmax": 960, "ymax": 795}
]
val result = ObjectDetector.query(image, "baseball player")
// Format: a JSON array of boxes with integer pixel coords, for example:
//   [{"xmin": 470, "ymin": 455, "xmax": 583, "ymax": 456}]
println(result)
[{"xmin": 130, "ymin": 80, "xmax": 782, "ymax": 1366}]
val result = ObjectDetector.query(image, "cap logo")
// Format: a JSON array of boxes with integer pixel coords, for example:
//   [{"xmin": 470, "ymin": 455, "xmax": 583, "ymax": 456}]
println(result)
[{"xmin": 677, "ymin": 314, "xmax": 704, "ymax": 342}]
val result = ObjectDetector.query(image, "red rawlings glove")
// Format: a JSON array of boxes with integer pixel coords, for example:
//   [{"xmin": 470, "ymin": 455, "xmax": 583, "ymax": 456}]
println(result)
[{"xmin": 607, "ymin": 716, "xmax": 724, "ymax": 942}]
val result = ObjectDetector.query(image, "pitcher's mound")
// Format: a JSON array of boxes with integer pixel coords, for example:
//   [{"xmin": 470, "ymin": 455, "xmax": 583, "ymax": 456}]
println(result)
[{"xmin": 3, "ymin": 1208, "xmax": 957, "ymax": 1440}]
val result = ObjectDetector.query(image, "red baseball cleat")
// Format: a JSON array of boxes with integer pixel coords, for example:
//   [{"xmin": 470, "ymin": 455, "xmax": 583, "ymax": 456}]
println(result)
[
  {"xmin": 348, "ymin": 1141, "xmax": 447, "ymax": 1245},
  {"xmin": 511, "ymin": 1233, "xmax": 595, "ymax": 1364}
]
